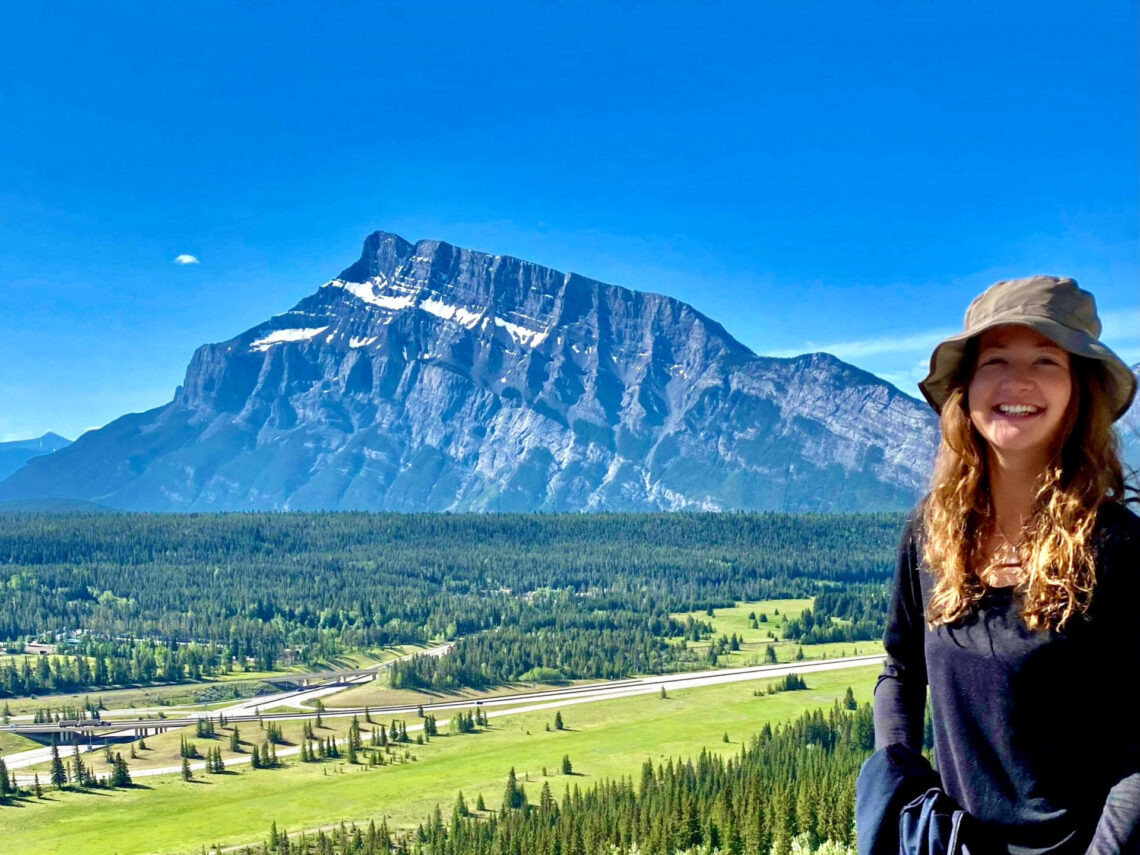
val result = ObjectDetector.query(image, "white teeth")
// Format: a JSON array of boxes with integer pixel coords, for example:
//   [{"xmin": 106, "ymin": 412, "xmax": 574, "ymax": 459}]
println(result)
[{"xmin": 997, "ymin": 404, "xmax": 1039, "ymax": 415}]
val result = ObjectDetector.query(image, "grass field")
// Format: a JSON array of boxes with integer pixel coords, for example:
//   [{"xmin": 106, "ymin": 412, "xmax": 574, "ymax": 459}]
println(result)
[
  {"xmin": 323, "ymin": 678, "xmax": 599, "ymax": 710},
  {"xmin": 16, "ymin": 707, "xmax": 388, "ymax": 777},
  {"xmin": 0, "ymin": 729, "xmax": 40, "ymax": 755},
  {"xmin": 670, "ymin": 599, "xmax": 883, "ymax": 667},
  {"xmin": 0, "ymin": 663, "xmax": 884, "ymax": 855}
]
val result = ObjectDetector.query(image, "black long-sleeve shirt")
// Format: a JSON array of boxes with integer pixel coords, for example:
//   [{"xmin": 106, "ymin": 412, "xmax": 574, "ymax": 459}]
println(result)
[{"xmin": 873, "ymin": 500, "xmax": 1140, "ymax": 855}]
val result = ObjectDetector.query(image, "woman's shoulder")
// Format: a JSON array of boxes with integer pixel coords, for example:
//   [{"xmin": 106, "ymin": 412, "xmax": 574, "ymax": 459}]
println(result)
[
  {"xmin": 1094, "ymin": 501, "xmax": 1140, "ymax": 585},
  {"xmin": 901, "ymin": 497, "xmax": 929, "ymax": 545},
  {"xmin": 1095, "ymin": 500, "xmax": 1140, "ymax": 545}
]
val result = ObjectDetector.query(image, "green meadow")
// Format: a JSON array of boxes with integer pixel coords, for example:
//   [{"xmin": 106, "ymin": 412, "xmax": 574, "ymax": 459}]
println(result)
[
  {"xmin": 670, "ymin": 599, "xmax": 883, "ymax": 666},
  {"xmin": 0, "ymin": 664, "xmax": 884, "ymax": 855}
]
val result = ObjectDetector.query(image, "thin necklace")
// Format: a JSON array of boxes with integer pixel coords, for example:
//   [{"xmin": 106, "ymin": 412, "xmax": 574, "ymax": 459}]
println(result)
[{"xmin": 993, "ymin": 527, "xmax": 1023, "ymax": 567}]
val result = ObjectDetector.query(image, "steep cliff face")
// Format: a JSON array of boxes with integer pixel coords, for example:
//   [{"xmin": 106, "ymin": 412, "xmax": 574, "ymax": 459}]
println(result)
[{"xmin": 0, "ymin": 232, "xmax": 941, "ymax": 511}]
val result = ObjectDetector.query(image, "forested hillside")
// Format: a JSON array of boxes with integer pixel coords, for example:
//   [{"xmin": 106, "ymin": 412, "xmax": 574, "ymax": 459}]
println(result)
[
  {"xmin": 1, "ymin": 512, "xmax": 903, "ymax": 695},
  {"xmin": 248, "ymin": 701, "xmax": 875, "ymax": 855}
]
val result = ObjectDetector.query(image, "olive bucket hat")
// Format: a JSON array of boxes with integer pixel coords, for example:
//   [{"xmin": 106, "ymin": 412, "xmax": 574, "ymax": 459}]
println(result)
[{"xmin": 918, "ymin": 275, "xmax": 1137, "ymax": 421}]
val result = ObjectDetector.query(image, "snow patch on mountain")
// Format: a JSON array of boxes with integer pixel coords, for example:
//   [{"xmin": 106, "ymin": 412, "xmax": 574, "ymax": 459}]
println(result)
[{"xmin": 250, "ymin": 327, "xmax": 330, "ymax": 351}]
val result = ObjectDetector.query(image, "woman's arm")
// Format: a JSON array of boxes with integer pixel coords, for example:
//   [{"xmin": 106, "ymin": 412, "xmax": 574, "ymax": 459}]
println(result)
[
  {"xmin": 1085, "ymin": 505, "xmax": 1140, "ymax": 854},
  {"xmin": 1084, "ymin": 772, "xmax": 1140, "ymax": 854},
  {"xmin": 873, "ymin": 512, "xmax": 928, "ymax": 752}
]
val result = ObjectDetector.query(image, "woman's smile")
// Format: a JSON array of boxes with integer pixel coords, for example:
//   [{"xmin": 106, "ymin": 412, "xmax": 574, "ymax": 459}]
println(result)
[{"xmin": 967, "ymin": 324, "xmax": 1073, "ymax": 466}]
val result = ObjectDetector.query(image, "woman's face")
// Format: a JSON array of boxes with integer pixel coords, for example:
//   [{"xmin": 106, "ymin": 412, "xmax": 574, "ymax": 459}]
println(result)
[{"xmin": 967, "ymin": 324, "xmax": 1073, "ymax": 469}]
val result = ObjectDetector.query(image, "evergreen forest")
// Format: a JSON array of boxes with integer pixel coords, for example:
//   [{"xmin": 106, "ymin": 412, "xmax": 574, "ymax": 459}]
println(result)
[
  {"xmin": 0, "ymin": 511, "xmax": 904, "ymax": 696},
  {"xmin": 245, "ymin": 701, "xmax": 877, "ymax": 855}
]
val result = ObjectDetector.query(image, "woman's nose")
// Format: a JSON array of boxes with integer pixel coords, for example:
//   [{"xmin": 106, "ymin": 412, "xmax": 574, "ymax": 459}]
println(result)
[{"xmin": 999, "ymin": 363, "xmax": 1034, "ymax": 390}]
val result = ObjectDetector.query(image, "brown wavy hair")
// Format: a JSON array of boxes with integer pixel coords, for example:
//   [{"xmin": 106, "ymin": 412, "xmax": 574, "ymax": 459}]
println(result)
[{"xmin": 921, "ymin": 344, "xmax": 1128, "ymax": 633}]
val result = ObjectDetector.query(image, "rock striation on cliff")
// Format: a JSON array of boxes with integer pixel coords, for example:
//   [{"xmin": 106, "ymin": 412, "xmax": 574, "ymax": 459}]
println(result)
[{"xmin": 0, "ymin": 232, "xmax": 941, "ymax": 511}]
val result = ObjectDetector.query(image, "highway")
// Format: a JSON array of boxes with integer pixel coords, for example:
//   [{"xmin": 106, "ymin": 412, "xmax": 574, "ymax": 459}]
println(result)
[{"xmin": 4, "ymin": 653, "xmax": 885, "ymax": 784}]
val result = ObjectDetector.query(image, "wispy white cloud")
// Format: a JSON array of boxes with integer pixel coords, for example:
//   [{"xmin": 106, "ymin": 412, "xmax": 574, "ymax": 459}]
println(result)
[
  {"xmin": 759, "ymin": 328, "xmax": 957, "ymax": 360},
  {"xmin": 173, "ymin": 254, "xmax": 200, "ymax": 265}
]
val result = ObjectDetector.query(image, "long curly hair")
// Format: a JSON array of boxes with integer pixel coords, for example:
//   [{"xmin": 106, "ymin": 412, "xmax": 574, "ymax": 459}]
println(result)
[{"xmin": 921, "ymin": 343, "xmax": 1129, "ymax": 634}]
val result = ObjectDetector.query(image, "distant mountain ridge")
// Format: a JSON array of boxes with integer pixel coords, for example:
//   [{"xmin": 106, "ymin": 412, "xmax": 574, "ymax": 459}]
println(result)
[
  {"xmin": 1119, "ymin": 364, "xmax": 1140, "ymax": 474},
  {"xmin": 0, "ymin": 231, "xmax": 943, "ymax": 511},
  {"xmin": 0, "ymin": 432, "xmax": 71, "ymax": 482}
]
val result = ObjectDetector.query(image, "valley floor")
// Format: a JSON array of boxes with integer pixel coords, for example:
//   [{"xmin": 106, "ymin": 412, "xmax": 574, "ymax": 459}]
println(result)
[{"xmin": 0, "ymin": 661, "xmax": 885, "ymax": 855}]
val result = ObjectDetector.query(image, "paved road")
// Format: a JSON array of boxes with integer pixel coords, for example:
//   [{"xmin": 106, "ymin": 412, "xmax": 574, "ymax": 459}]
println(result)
[
  {"xmin": 0, "ymin": 644, "xmax": 454, "ymax": 778},
  {"xmin": 7, "ymin": 653, "xmax": 884, "ymax": 785},
  {"xmin": 3, "ymin": 643, "xmax": 453, "ymax": 725}
]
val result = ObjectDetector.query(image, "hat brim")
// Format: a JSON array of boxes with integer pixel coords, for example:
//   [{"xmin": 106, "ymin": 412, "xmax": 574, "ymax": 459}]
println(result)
[{"xmin": 918, "ymin": 315, "xmax": 1137, "ymax": 421}]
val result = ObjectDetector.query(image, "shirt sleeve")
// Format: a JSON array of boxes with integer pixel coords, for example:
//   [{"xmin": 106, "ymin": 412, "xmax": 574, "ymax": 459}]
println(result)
[
  {"xmin": 1086, "ymin": 510, "xmax": 1140, "ymax": 854},
  {"xmin": 1084, "ymin": 773, "xmax": 1140, "ymax": 854},
  {"xmin": 873, "ymin": 511, "xmax": 928, "ymax": 753}
]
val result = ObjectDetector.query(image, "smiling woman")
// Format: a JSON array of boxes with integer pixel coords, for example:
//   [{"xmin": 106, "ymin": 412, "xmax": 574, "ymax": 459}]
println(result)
[
  {"xmin": 862, "ymin": 275, "xmax": 1140, "ymax": 854},
  {"xmin": 967, "ymin": 325, "xmax": 1073, "ymax": 477}
]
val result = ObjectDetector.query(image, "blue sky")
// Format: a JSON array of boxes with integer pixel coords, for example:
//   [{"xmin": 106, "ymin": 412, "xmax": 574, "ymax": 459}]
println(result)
[{"xmin": 1, "ymin": 0, "xmax": 1136, "ymax": 442}]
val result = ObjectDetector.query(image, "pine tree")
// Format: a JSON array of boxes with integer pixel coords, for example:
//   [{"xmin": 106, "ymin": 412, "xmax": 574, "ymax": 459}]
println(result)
[
  {"xmin": 181, "ymin": 756, "xmax": 192, "ymax": 781},
  {"xmin": 561, "ymin": 754, "xmax": 573, "ymax": 775},
  {"xmin": 539, "ymin": 781, "xmax": 557, "ymax": 814},
  {"xmin": 34, "ymin": 774, "xmax": 42, "ymax": 798},
  {"xmin": 230, "ymin": 726, "xmax": 241, "ymax": 752},
  {"xmin": 111, "ymin": 753, "xmax": 131, "ymax": 787},
  {"xmin": 553, "ymin": 711, "xmax": 564, "ymax": 730},
  {"xmin": 503, "ymin": 766, "xmax": 528, "ymax": 810},
  {"xmin": 660, "ymin": 685, "xmax": 667, "ymax": 699},
  {"xmin": 72, "ymin": 744, "xmax": 87, "ymax": 787},
  {"xmin": 250, "ymin": 744, "xmax": 262, "ymax": 769},
  {"xmin": 475, "ymin": 792, "xmax": 486, "ymax": 812},
  {"xmin": 50, "ymin": 743, "xmax": 66, "ymax": 789},
  {"xmin": 844, "ymin": 687, "xmax": 857, "ymax": 710},
  {"xmin": 0, "ymin": 757, "xmax": 10, "ymax": 798}
]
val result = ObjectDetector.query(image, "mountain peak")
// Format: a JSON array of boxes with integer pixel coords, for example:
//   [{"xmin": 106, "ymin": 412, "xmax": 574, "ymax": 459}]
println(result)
[
  {"xmin": 0, "ymin": 232, "xmax": 943, "ymax": 512},
  {"xmin": 336, "ymin": 230, "xmax": 416, "ymax": 283}
]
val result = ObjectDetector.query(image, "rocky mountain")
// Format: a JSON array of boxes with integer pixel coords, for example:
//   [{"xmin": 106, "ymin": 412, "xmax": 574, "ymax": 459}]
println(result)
[
  {"xmin": 0, "ymin": 232, "xmax": 942, "ymax": 512},
  {"xmin": 1119, "ymin": 364, "xmax": 1140, "ymax": 475},
  {"xmin": 0, "ymin": 432, "xmax": 71, "ymax": 482}
]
